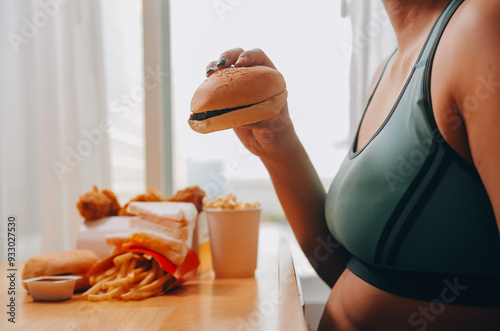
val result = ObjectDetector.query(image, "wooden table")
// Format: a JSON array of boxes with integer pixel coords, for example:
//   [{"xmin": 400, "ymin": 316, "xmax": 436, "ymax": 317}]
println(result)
[{"xmin": 1, "ymin": 223, "xmax": 309, "ymax": 331}]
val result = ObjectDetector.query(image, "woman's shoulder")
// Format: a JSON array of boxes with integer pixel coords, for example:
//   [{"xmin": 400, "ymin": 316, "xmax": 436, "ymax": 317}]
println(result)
[
  {"xmin": 465, "ymin": 0, "xmax": 500, "ymax": 18},
  {"xmin": 452, "ymin": 0, "xmax": 500, "ymax": 48},
  {"xmin": 435, "ymin": 0, "xmax": 500, "ymax": 103}
]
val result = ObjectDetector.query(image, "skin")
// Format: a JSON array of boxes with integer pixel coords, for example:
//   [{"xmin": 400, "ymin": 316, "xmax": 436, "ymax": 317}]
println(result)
[{"xmin": 206, "ymin": 0, "xmax": 500, "ymax": 329}]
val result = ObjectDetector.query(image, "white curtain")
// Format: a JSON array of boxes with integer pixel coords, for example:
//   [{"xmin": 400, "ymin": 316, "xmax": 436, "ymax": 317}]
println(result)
[
  {"xmin": 0, "ymin": 0, "xmax": 111, "ymax": 258},
  {"xmin": 343, "ymin": 0, "xmax": 397, "ymax": 141}
]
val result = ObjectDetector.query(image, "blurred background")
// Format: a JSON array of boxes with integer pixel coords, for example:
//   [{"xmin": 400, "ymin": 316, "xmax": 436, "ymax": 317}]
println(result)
[{"xmin": 0, "ymin": 1, "xmax": 396, "ymax": 328}]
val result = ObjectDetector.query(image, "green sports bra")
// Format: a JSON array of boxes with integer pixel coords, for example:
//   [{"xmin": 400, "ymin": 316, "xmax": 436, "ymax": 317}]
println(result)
[{"xmin": 325, "ymin": 0, "xmax": 500, "ymax": 276}]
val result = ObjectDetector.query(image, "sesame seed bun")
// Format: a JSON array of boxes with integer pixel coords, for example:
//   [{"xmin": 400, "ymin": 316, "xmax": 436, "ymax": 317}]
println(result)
[{"xmin": 189, "ymin": 66, "xmax": 287, "ymax": 133}]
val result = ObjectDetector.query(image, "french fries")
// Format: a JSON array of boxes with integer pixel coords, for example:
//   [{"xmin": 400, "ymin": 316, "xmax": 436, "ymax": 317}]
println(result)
[{"xmin": 82, "ymin": 252, "xmax": 176, "ymax": 301}]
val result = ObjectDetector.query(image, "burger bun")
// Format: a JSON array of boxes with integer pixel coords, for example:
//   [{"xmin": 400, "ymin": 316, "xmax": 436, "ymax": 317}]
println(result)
[{"xmin": 189, "ymin": 66, "xmax": 287, "ymax": 133}]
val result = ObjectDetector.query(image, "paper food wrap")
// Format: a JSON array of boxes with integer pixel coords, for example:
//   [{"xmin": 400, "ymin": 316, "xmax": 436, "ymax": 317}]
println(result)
[
  {"xmin": 77, "ymin": 215, "xmax": 200, "ymax": 290},
  {"xmin": 77, "ymin": 215, "xmax": 198, "ymax": 259},
  {"xmin": 77, "ymin": 217, "xmax": 133, "ymax": 259}
]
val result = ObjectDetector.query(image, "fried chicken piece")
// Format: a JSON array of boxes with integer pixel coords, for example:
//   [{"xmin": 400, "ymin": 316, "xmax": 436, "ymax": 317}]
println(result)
[
  {"xmin": 167, "ymin": 186, "xmax": 206, "ymax": 212},
  {"xmin": 77, "ymin": 186, "xmax": 121, "ymax": 221},
  {"xmin": 118, "ymin": 187, "xmax": 167, "ymax": 216}
]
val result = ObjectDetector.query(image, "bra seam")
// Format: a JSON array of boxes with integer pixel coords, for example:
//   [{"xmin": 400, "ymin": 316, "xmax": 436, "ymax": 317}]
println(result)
[
  {"xmin": 373, "ymin": 145, "xmax": 442, "ymax": 264},
  {"xmin": 386, "ymin": 153, "xmax": 452, "ymax": 266}
]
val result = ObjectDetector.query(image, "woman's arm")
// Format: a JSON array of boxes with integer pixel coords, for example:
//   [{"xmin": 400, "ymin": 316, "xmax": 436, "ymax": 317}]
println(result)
[
  {"xmin": 208, "ymin": 48, "xmax": 352, "ymax": 287},
  {"xmin": 451, "ymin": 0, "xmax": 500, "ymax": 232},
  {"xmin": 256, "ymin": 122, "xmax": 352, "ymax": 288}
]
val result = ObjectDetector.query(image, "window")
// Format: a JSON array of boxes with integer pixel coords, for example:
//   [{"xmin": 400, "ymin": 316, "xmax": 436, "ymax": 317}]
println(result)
[
  {"xmin": 101, "ymin": 0, "xmax": 146, "ymax": 203},
  {"xmin": 169, "ymin": 0, "xmax": 352, "ymax": 218}
]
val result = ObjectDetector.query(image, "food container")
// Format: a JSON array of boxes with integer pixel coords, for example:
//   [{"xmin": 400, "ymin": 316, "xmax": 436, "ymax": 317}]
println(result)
[
  {"xmin": 22, "ymin": 276, "xmax": 82, "ymax": 302},
  {"xmin": 205, "ymin": 208, "xmax": 261, "ymax": 278},
  {"xmin": 76, "ymin": 216, "xmax": 132, "ymax": 259}
]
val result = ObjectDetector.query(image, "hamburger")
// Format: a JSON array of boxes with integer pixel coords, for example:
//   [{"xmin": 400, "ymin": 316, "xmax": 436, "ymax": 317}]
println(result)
[
  {"xmin": 189, "ymin": 66, "xmax": 287, "ymax": 133},
  {"xmin": 22, "ymin": 249, "xmax": 100, "ymax": 292}
]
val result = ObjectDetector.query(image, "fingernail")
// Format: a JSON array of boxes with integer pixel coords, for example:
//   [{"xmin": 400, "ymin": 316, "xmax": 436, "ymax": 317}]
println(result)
[
  {"xmin": 206, "ymin": 66, "xmax": 215, "ymax": 74},
  {"xmin": 217, "ymin": 58, "xmax": 226, "ymax": 67}
]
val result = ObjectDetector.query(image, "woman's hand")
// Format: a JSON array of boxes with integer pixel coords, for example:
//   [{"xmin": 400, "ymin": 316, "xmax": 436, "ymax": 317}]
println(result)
[{"xmin": 205, "ymin": 48, "xmax": 299, "ymax": 161}]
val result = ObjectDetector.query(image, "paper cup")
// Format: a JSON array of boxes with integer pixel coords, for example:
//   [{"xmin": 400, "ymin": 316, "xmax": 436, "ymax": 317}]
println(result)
[{"xmin": 205, "ymin": 208, "xmax": 261, "ymax": 278}]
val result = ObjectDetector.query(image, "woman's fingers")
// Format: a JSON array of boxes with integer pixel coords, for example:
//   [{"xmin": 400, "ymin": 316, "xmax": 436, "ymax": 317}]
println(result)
[
  {"xmin": 205, "ymin": 61, "xmax": 218, "ymax": 77},
  {"xmin": 206, "ymin": 48, "xmax": 276, "ymax": 77},
  {"xmin": 235, "ymin": 48, "xmax": 276, "ymax": 69},
  {"xmin": 216, "ymin": 47, "xmax": 245, "ymax": 68},
  {"xmin": 206, "ymin": 48, "xmax": 244, "ymax": 77}
]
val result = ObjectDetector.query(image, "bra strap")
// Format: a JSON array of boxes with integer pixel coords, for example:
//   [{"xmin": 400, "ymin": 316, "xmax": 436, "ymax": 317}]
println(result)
[{"xmin": 417, "ymin": 0, "xmax": 465, "ymax": 67}]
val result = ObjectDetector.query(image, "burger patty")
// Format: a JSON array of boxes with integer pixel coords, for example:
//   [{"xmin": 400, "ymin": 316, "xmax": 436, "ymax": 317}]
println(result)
[{"xmin": 189, "ymin": 101, "xmax": 262, "ymax": 121}]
